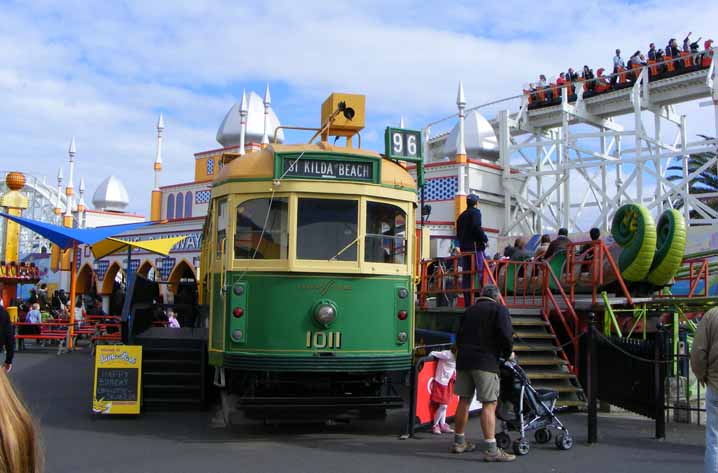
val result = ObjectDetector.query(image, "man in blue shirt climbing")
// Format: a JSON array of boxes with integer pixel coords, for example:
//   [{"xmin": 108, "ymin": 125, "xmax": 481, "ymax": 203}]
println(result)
[{"xmin": 455, "ymin": 194, "xmax": 488, "ymax": 306}]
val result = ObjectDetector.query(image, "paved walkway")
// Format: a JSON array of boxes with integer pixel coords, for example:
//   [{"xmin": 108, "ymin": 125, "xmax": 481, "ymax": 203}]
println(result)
[{"xmin": 8, "ymin": 349, "xmax": 708, "ymax": 473}]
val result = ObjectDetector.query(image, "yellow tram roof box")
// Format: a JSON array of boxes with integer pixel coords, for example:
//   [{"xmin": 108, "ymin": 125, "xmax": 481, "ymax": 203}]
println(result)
[{"xmin": 321, "ymin": 93, "xmax": 365, "ymax": 137}]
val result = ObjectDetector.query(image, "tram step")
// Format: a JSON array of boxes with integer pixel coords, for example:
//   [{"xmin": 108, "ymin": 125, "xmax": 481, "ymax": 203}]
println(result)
[
  {"xmin": 508, "ymin": 308, "xmax": 544, "ymax": 316},
  {"xmin": 513, "ymin": 343, "xmax": 559, "ymax": 352},
  {"xmin": 524, "ymin": 371, "xmax": 576, "ymax": 380},
  {"xmin": 516, "ymin": 357, "xmax": 568, "ymax": 366},
  {"xmin": 514, "ymin": 331, "xmax": 556, "ymax": 340},
  {"xmin": 511, "ymin": 317, "xmax": 550, "ymax": 326},
  {"xmin": 532, "ymin": 384, "xmax": 584, "ymax": 393}
]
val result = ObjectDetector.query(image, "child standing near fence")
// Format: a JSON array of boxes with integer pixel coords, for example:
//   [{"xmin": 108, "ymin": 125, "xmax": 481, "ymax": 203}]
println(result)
[{"xmin": 429, "ymin": 348, "xmax": 457, "ymax": 434}]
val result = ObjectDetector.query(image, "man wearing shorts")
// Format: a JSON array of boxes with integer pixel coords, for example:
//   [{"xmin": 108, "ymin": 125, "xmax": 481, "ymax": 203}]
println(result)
[{"xmin": 452, "ymin": 284, "xmax": 515, "ymax": 462}]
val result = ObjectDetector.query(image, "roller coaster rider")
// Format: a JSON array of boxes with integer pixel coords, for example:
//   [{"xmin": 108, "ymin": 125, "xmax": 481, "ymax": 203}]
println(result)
[{"xmin": 456, "ymin": 194, "xmax": 488, "ymax": 306}]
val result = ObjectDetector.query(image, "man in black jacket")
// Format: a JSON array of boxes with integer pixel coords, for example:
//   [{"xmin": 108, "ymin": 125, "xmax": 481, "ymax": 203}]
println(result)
[
  {"xmin": 451, "ymin": 285, "xmax": 515, "ymax": 462},
  {"xmin": 0, "ymin": 294, "xmax": 15, "ymax": 372},
  {"xmin": 456, "ymin": 194, "xmax": 488, "ymax": 306}
]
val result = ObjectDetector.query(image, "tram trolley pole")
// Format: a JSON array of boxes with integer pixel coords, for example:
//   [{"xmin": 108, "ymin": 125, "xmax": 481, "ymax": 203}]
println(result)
[{"xmin": 587, "ymin": 312, "xmax": 598, "ymax": 444}]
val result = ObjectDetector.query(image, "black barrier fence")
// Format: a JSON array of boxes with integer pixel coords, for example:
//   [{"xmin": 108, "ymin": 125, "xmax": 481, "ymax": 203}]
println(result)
[{"xmin": 585, "ymin": 313, "xmax": 706, "ymax": 443}]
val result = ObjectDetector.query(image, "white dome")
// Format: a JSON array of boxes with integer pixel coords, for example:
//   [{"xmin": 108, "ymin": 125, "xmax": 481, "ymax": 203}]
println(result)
[
  {"xmin": 92, "ymin": 175, "xmax": 129, "ymax": 211},
  {"xmin": 216, "ymin": 91, "xmax": 284, "ymax": 147},
  {"xmin": 442, "ymin": 110, "xmax": 498, "ymax": 157}
]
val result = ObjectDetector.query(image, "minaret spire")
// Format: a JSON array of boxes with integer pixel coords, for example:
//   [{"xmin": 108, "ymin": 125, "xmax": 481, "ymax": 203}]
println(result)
[
  {"xmin": 150, "ymin": 113, "xmax": 165, "ymax": 221},
  {"xmin": 154, "ymin": 113, "xmax": 164, "ymax": 190},
  {"xmin": 456, "ymin": 81, "xmax": 467, "ymax": 159},
  {"xmin": 54, "ymin": 167, "xmax": 63, "ymax": 216},
  {"xmin": 77, "ymin": 177, "xmax": 86, "ymax": 228},
  {"xmin": 66, "ymin": 137, "xmax": 76, "ymax": 197},
  {"xmin": 261, "ymin": 84, "xmax": 271, "ymax": 148},
  {"xmin": 239, "ymin": 90, "xmax": 248, "ymax": 156}
]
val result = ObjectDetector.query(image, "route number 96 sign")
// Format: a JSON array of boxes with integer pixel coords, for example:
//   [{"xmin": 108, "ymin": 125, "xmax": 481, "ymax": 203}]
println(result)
[{"xmin": 385, "ymin": 127, "xmax": 422, "ymax": 163}]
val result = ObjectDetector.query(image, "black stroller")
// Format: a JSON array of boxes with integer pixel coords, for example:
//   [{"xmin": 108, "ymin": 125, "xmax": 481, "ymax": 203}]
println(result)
[{"xmin": 495, "ymin": 359, "xmax": 574, "ymax": 455}]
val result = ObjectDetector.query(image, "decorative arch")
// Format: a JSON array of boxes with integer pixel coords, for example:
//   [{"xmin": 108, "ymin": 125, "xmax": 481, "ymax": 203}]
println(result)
[
  {"xmin": 137, "ymin": 260, "xmax": 157, "ymax": 281},
  {"xmin": 184, "ymin": 191, "xmax": 192, "ymax": 218},
  {"xmin": 75, "ymin": 264, "xmax": 98, "ymax": 294},
  {"xmin": 167, "ymin": 194, "xmax": 175, "ymax": 220},
  {"xmin": 101, "ymin": 262, "xmax": 124, "ymax": 295},
  {"xmin": 167, "ymin": 259, "xmax": 196, "ymax": 294},
  {"xmin": 176, "ymin": 192, "xmax": 184, "ymax": 219}
]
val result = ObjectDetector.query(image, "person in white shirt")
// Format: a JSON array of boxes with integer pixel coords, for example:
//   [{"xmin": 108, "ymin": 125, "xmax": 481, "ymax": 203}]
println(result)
[
  {"xmin": 611, "ymin": 49, "xmax": 624, "ymax": 87},
  {"xmin": 429, "ymin": 348, "xmax": 457, "ymax": 434}
]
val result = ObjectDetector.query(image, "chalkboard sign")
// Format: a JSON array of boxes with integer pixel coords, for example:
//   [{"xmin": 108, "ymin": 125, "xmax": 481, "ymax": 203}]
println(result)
[
  {"xmin": 93, "ymin": 345, "xmax": 142, "ymax": 415},
  {"xmin": 95, "ymin": 368, "xmax": 138, "ymax": 401}
]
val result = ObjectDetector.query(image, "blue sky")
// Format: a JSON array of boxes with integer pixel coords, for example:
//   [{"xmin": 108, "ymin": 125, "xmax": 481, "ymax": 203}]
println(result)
[{"xmin": 1, "ymin": 0, "xmax": 716, "ymax": 216}]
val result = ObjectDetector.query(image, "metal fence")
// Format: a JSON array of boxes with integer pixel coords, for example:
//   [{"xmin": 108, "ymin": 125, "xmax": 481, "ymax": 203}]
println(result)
[{"xmin": 584, "ymin": 314, "xmax": 706, "ymax": 443}]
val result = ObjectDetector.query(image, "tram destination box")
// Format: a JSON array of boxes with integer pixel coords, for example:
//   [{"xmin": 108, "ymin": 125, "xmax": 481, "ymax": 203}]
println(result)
[
  {"xmin": 278, "ymin": 154, "xmax": 378, "ymax": 183},
  {"xmin": 92, "ymin": 345, "xmax": 143, "ymax": 415}
]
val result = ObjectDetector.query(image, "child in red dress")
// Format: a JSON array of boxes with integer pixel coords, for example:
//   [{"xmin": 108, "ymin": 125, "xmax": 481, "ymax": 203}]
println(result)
[{"xmin": 429, "ymin": 348, "xmax": 456, "ymax": 434}]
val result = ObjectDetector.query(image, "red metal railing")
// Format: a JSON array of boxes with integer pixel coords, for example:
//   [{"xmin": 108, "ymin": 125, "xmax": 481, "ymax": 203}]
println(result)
[
  {"xmin": 676, "ymin": 257, "xmax": 711, "ymax": 298},
  {"xmin": 418, "ymin": 254, "xmax": 586, "ymax": 372},
  {"xmin": 564, "ymin": 240, "xmax": 633, "ymax": 305}
]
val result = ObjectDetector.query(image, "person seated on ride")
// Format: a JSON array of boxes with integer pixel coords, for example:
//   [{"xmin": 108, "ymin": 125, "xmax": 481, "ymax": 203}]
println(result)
[
  {"xmin": 703, "ymin": 39, "xmax": 714, "ymax": 68},
  {"xmin": 594, "ymin": 68, "xmax": 610, "ymax": 92},
  {"xmin": 683, "ymin": 32, "xmax": 693, "ymax": 53},
  {"xmin": 538, "ymin": 74, "xmax": 552, "ymax": 101},
  {"xmin": 533, "ymin": 235, "xmax": 551, "ymax": 260},
  {"xmin": 648, "ymin": 43, "xmax": 657, "ymax": 61},
  {"xmin": 503, "ymin": 244, "xmax": 516, "ymax": 259},
  {"xmin": 666, "ymin": 38, "xmax": 683, "ymax": 71},
  {"xmin": 566, "ymin": 67, "xmax": 579, "ymax": 82},
  {"xmin": 543, "ymin": 228, "xmax": 572, "ymax": 260},
  {"xmin": 556, "ymin": 72, "xmax": 566, "ymax": 86},
  {"xmin": 509, "ymin": 238, "xmax": 532, "ymax": 262},
  {"xmin": 579, "ymin": 228, "xmax": 601, "ymax": 274},
  {"xmin": 581, "ymin": 66, "xmax": 595, "ymax": 91}
]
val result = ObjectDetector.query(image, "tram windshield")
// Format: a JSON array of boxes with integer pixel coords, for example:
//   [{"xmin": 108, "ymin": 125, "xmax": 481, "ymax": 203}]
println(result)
[
  {"xmin": 365, "ymin": 201, "xmax": 406, "ymax": 264},
  {"xmin": 297, "ymin": 198, "xmax": 358, "ymax": 261},
  {"xmin": 235, "ymin": 197, "xmax": 289, "ymax": 259}
]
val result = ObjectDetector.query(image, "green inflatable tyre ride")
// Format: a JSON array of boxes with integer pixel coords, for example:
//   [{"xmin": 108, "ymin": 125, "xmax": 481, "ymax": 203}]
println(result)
[
  {"xmin": 646, "ymin": 209, "xmax": 687, "ymax": 286},
  {"xmin": 611, "ymin": 204, "xmax": 657, "ymax": 282}
]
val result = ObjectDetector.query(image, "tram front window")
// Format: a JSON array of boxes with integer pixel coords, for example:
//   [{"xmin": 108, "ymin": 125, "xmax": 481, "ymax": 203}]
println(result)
[
  {"xmin": 297, "ymin": 198, "xmax": 358, "ymax": 261},
  {"xmin": 365, "ymin": 201, "xmax": 407, "ymax": 264},
  {"xmin": 235, "ymin": 197, "xmax": 289, "ymax": 259}
]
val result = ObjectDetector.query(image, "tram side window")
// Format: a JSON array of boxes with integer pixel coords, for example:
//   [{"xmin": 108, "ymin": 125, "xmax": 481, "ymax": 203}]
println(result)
[
  {"xmin": 297, "ymin": 198, "xmax": 358, "ymax": 261},
  {"xmin": 365, "ymin": 202, "xmax": 407, "ymax": 264},
  {"xmin": 216, "ymin": 199, "xmax": 228, "ymax": 257},
  {"xmin": 235, "ymin": 198, "xmax": 289, "ymax": 259}
]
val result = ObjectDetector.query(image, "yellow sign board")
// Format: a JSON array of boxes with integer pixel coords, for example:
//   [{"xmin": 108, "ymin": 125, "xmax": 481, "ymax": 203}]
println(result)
[{"xmin": 92, "ymin": 345, "xmax": 143, "ymax": 415}]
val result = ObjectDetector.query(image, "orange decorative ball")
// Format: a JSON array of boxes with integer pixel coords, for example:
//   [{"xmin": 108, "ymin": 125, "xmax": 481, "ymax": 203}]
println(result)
[{"xmin": 5, "ymin": 172, "xmax": 26, "ymax": 191}]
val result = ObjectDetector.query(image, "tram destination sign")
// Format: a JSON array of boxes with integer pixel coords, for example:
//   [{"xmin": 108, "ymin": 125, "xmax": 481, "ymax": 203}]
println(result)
[{"xmin": 280, "ymin": 156, "xmax": 375, "ymax": 182}]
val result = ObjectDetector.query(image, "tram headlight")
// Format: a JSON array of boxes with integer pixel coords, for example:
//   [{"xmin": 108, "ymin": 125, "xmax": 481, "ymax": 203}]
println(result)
[
  {"xmin": 314, "ymin": 303, "xmax": 337, "ymax": 328},
  {"xmin": 397, "ymin": 287, "xmax": 409, "ymax": 299},
  {"xmin": 231, "ymin": 329, "xmax": 243, "ymax": 341},
  {"xmin": 397, "ymin": 331, "xmax": 408, "ymax": 344}
]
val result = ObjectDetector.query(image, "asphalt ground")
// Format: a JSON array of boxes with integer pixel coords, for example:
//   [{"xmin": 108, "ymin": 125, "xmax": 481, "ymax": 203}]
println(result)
[{"xmin": 7, "ymin": 348, "xmax": 708, "ymax": 473}]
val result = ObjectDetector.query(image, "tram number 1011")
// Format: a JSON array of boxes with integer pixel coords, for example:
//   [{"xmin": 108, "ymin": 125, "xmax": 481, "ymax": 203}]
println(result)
[{"xmin": 306, "ymin": 331, "xmax": 342, "ymax": 349}]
